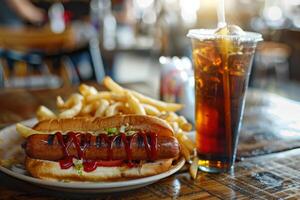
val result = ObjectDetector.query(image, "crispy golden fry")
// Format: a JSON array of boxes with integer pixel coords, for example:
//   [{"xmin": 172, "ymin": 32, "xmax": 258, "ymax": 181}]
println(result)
[
  {"xmin": 94, "ymin": 99, "xmax": 110, "ymax": 117},
  {"xmin": 16, "ymin": 123, "xmax": 47, "ymax": 138},
  {"xmin": 36, "ymin": 106, "xmax": 56, "ymax": 121},
  {"xmin": 81, "ymin": 101, "xmax": 100, "ymax": 115},
  {"xmin": 177, "ymin": 116, "xmax": 193, "ymax": 132},
  {"xmin": 59, "ymin": 102, "xmax": 83, "ymax": 118},
  {"xmin": 81, "ymin": 103, "xmax": 93, "ymax": 115},
  {"xmin": 158, "ymin": 112, "xmax": 192, "ymax": 131},
  {"xmin": 142, "ymin": 104, "xmax": 160, "ymax": 116},
  {"xmin": 181, "ymin": 123, "xmax": 193, "ymax": 132},
  {"xmin": 164, "ymin": 112, "xmax": 178, "ymax": 122},
  {"xmin": 126, "ymin": 91, "xmax": 146, "ymax": 115},
  {"xmin": 129, "ymin": 90, "xmax": 183, "ymax": 112},
  {"xmin": 158, "ymin": 112, "xmax": 168, "ymax": 120},
  {"xmin": 0, "ymin": 158, "xmax": 21, "ymax": 168},
  {"xmin": 170, "ymin": 121, "xmax": 179, "ymax": 133},
  {"xmin": 181, "ymin": 134, "xmax": 195, "ymax": 152},
  {"xmin": 105, "ymin": 102, "xmax": 124, "ymax": 117},
  {"xmin": 60, "ymin": 96, "xmax": 74, "ymax": 109},
  {"xmin": 119, "ymin": 104, "xmax": 132, "ymax": 114},
  {"xmin": 79, "ymin": 84, "xmax": 98, "ymax": 97},
  {"xmin": 179, "ymin": 140, "xmax": 191, "ymax": 161},
  {"xmin": 57, "ymin": 93, "xmax": 83, "ymax": 110},
  {"xmin": 103, "ymin": 76, "xmax": 183, "ymax": 112},
  {"xmin": 176, "ymin": 132, "xmax": 195, "ymax": 153},
  {"xmin": 103, "ymin": 76, "xmax": 124, "ymax": 93},
  {"xmin": 177, "ymin": 115, "xmax": 187, "ymax": 124},
  {"xmin": 86, "ymin": 92, "xmax": 126, "ymax": 103},
  {"xmin": 189, "ymin": 156, "xmax": 199, "ymax": 179},
  {"xmin": 59, "ymin": 94, "xmax": 83, "ymax": 118},
  {"xmin": 56, "ymin": 96, "xmax": 65, "ymax": 108},
  {"xmin": 86, "ymin": 91, "xmax": 111, "ymax": 102}
]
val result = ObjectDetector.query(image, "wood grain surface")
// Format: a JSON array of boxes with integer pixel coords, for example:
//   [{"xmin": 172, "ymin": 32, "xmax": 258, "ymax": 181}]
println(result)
[{"xmin": 0, "ymin": 85, "xmax": 300, "ymax": 199}]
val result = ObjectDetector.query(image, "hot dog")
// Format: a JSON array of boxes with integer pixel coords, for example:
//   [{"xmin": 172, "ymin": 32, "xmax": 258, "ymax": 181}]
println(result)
[{"xmin": 19, "ymin": 115, "xmax": 181, "ymax": 182}]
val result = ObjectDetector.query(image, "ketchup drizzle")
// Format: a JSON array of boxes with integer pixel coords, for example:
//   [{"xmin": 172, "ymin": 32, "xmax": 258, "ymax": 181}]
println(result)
[{"xmin": 53, "ymin": 131, "xmax": 158, "ymax": 172}]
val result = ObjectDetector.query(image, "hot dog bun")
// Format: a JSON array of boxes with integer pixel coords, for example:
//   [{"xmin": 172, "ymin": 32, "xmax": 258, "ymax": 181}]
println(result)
[
  {"xmin": 25, "ymin": 157, "xmax": 174, "ymax": 182},
  {"xmin": 33, "ymin": 115, "xmax": 174, "ymax": 137},
  {"xmin": 24, "ymin": 115, "xmax": 180, "ymax": 182}
]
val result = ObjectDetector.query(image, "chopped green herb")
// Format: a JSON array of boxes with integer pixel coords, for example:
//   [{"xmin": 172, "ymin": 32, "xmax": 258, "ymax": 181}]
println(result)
[
  {"xmin": 73, "ymin": 158, "xmax": 83, "ymax": 176},
  {"xmin": 105, "ymin": 127, "xmax": 118, "ymax": 135}
]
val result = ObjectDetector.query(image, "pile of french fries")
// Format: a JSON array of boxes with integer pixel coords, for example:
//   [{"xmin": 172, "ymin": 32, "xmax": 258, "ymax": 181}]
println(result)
[{"xmin": 35, "ymin": 76, "xmax": 198, "ymax": 179}]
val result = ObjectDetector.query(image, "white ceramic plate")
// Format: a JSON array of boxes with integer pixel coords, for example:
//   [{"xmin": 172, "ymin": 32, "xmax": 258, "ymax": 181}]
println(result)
[{"xmin": 0, "ymin": 119, "xmax": 185, "ymax": 193}]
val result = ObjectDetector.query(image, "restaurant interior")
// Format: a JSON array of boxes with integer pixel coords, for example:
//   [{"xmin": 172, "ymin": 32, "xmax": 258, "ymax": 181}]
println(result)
[
  {"xmin": 0, "ymin": 0, "xmax": 299, "ymax": 97},
  {"xmin": 1, "ymin": 0, "xmax": 300, "ymax": 199}
]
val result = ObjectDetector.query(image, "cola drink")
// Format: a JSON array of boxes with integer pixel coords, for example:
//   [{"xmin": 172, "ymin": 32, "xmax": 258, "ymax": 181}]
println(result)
[{"xmin": 188, "ymin": 28, "xmax": 262, "ymax": 172}]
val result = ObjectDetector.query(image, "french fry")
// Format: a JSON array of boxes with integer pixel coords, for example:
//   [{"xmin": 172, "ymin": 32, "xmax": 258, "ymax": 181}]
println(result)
[
  {"xmin": 94, "ymin": 99, "xmax": 110, "ymax": 117},
  {"xmin": 181, "ymin": 123, "xmax": 193, "ymax": 132},
  {"xmin": 59, "ymin": 102, "xmax": 83, "ymax": 118},
  {"xmin": 86, "ymin": 92, "xmax": 126, "ymax": 103},
  {"xmin": 102, "ymin": 76, "xmax": 183, "ymax": 112},
  {"xmin": 56, "ymin": 96, "xmax": 65, "ymax": 108},
  {"xmin": 103, "ymin": 76, "xmax": 124, "ymax": 93},
  {"xmin": 59, "ymin": 94, "xmax": 83, "ymax": 118},
  {"xmin": 105, "ymin": 102, "xmax": 124, "ymax": 117},
  {"xmin": 189, "ymin": 156, "xmax": 199, "ymax": 179},
  {"xmin": 81, "ymin": 101, "xmax": 100, "ymax": 115},
  {"xmin": 119, "ymin": 104, "xmax": 132, "ymax": 114},
  {"xmin": 158, "ymin": 111, "xmax": 168, "ymax": 120},
  {"xmin": 60, "ymin": 96, "xmax": 74, "ymax": 109},
  {"xmin": 177, "ymin": 115, "xmax": 187, "ymax": 124},
  {"xmin": 177, "ymin": 116, "xmax": 193, "ymax": 132},
  {"xmin": 81, "ymin": 103, "xmax": 94, "ymax": 115},
  {"xmin": 142, "ymin": 104, "xmax": 160, "ymax": 116},
  {"xmin": 126, "ymin": 91, "xmax": 146, "ymax": 115},
  {"xmin": 16, "ymin": 123, "xmax": 47, "ymax": 138},
  {"xmin": 129, "ymin": 90, "xmax": 183, "ymax": 112},
  {"xmin": 176, "ymin": 132, "xmax": 195, "ymax": 153},
  {"xmin": 79, "ymin": 84, "xmax": 98, "ymax": 97},
  {"xmin": 180, "ymin": 140, "xmax": 191, "ymax": 161},
  {"xmin": 182, "ymin": 134, "xmax": 195, "ymax": 152},
  {"xmin": 165, "ymin": 112, "xmax": 178, "ymax": 122},
  {"xmin": 36, "ymin": 106, "xmax": 56, "ymax": 121},
  {"xmin": 57, "ymin": 93, "xmax": 82, "ymax": 110},
  {"xmin": 170, "ymin": 121, "xmax": 179, "ymax": 133}
]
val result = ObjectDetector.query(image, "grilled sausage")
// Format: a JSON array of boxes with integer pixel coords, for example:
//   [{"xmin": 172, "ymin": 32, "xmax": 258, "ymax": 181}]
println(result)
[{"xmin": 24, "ymin": 133, "xmax": 180, "ymax": 161}]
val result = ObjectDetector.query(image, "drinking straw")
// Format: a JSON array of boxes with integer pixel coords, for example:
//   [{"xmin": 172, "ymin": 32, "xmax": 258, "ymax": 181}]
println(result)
[
  {"xmin": 217, "ymin": 0, "xmax": 227, "ymax": 28},
  {"xmin": 217, "ymin": 0, "xmax": 233, "ymax": 163}
]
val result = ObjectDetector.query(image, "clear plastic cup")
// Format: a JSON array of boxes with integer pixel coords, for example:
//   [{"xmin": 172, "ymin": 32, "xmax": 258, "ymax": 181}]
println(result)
[{"xmin": 187, "ymin": 28, "xmax": 262, "ymax": 173}]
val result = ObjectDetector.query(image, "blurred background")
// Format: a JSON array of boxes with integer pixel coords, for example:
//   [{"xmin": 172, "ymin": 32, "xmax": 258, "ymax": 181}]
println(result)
[{"xmin": 0, "ymin": 0, "xmax": 299, "ymax": 105}]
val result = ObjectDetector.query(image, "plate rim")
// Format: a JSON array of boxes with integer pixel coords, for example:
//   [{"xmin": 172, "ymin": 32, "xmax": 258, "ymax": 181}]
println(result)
[
  {"xmin": 0, "ymin": 157, "xmax": 185, "ymax": 189},
  {"xmin": 0, "ymin": 118, "xmax": 185, "ymax": 190}
]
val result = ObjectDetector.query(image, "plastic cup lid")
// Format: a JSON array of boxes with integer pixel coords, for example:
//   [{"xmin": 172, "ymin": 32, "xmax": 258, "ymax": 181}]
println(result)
[{"xmin": 187, "ymin": 29, "xmax": 263, "ymax": 43}]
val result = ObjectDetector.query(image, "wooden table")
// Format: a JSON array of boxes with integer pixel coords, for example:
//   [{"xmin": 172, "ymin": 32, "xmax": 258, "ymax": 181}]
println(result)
[{"xmin": 1, "ymin": 85, "xmax": 300, "ymax": 199}]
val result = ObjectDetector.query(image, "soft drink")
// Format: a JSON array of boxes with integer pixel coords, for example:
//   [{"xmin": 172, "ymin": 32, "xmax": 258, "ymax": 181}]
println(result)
[{"xmin": 188, "ymin": 28, "xmax": 262, "ymax": 172}]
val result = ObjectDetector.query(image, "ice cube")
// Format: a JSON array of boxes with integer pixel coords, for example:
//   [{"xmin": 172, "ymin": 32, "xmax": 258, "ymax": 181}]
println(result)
[
  {"xmin": 228, "ymin": 53, "xmax": 252, "ymax": 76},
  {"xmin": 215, "ymin": 25, "xmax": 245, "ymax": 36},
  {"xmin": 193, "ymin": 43, "xmax": 222, "ymax": 69},
  {"xmin": 215, "ymin": 25, "xmax": 245, "ymax": 56}
]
